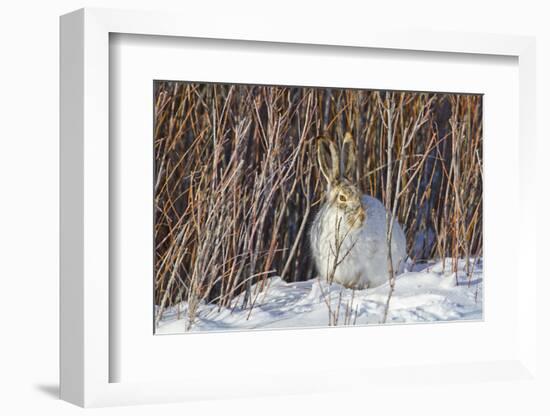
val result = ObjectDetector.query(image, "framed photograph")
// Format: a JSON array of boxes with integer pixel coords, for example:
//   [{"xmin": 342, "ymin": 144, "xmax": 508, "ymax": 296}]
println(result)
[{"xmin": 60, "ymin": 7, "xmax": 538, "ymax": 408}]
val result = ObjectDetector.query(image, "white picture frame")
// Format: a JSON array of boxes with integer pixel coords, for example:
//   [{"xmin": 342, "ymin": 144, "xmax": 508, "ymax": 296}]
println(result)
[{"xmin": 60, "ymin": 7, "xmax": 538, "ymax": 408}]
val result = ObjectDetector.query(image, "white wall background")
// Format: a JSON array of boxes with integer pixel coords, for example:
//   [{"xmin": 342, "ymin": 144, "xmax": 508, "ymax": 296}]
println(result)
[{"xmin": 0, "ymin": 0, "xmax": 548, "ymax": 414}]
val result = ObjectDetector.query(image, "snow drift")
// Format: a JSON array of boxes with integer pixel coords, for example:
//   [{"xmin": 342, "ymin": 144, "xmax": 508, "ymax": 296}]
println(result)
[{"xmin": 156, "ymin": 258, "xmax": 482, "ymax": 334}]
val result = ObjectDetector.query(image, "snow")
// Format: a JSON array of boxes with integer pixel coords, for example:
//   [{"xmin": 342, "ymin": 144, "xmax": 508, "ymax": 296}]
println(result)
[{"xmin": 156, "ymin": 258, "xmax": 483, "ymax": 334}]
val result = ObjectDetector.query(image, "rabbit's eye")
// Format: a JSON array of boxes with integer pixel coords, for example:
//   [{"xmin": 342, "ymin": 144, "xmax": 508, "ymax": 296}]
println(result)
[{"xmin": 338, "ymin": 194, "xmax": 347, "ymax": 203}]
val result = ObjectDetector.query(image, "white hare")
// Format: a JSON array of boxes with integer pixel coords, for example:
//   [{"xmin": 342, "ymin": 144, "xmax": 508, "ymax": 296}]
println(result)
[{"xmin": 309, "ymin": 133, "xmax": 407, "ymax": 289}]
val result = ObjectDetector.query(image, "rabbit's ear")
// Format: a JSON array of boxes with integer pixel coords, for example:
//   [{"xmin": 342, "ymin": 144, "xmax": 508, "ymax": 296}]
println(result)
[
  {"xmin": 317, "ymin": 136, "xmax": 339, "ymax": 185},
  {"xmin": 342, "ymin": 132, "xmax": 357, "ymax": 180}
]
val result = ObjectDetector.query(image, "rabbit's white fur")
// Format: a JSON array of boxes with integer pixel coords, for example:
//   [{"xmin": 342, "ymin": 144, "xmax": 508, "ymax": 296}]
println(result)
[
  {"xmin": 310, "ymin": 194, "xmax": 407, "ymax": 289},
  {"xmin": 309, "ymin": 133, "xmax": 407, "ymax": 289}
]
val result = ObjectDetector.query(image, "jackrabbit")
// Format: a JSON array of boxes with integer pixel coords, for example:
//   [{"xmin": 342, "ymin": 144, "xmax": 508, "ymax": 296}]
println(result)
[{"xmin": 309, "ymin": 133, "xmax": 407, "ymax": 289}]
